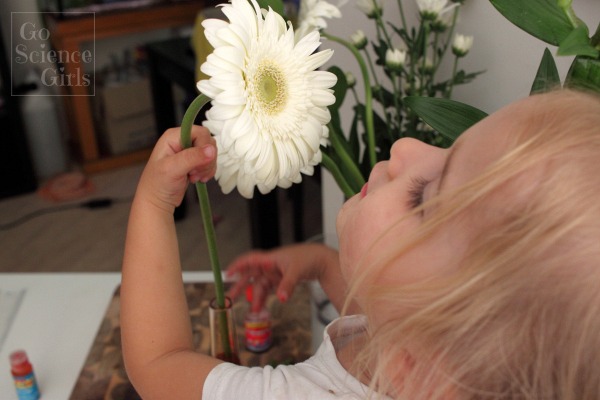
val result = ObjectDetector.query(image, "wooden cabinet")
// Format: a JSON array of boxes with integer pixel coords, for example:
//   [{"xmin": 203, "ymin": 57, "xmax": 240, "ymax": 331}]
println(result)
[{"xmin": 44, "ymin": 1, "xmax": 215, "ymax": 173}]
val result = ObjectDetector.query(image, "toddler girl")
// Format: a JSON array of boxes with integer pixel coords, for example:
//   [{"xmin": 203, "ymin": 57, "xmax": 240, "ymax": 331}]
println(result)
[{"xmin": 121, "ymin": 89, "xmax": 600, "ymax": 399}]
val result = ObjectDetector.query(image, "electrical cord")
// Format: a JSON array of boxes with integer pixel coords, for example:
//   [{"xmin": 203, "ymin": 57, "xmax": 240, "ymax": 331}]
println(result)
[{"xmin": 0, "ymin": 197, "xmax": 132, "ymax": 231}]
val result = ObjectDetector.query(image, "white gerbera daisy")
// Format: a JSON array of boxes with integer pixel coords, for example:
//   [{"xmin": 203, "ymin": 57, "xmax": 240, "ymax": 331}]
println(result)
[{"xmin": 198, "ymin": 0, "xmax": 337, "ymax": 198}]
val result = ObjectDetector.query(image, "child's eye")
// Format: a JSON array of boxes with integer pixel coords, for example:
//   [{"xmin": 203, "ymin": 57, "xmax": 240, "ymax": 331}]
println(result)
[{"xmin": 407, "ymin": 177, "xmax": 429, "ymax": 209}]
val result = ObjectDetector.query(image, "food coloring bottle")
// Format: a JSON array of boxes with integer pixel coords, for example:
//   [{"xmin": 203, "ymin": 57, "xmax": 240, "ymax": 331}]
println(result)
[
  {"xmin": 244, "ymin": 286, "xmax": 272, "ymax": 353},
  {"xmin": 10, "ymin": 350, "xmax": 40, "ymax": 400}
]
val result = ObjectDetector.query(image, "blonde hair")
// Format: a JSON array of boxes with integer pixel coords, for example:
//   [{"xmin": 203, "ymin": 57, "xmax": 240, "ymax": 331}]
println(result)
[{"xmin": 349, "ymin": 90, "xmax": 600, "ymax": 399}]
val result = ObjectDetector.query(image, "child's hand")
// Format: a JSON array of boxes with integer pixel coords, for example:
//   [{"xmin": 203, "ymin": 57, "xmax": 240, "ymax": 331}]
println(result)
[
  {"xmin": 226, "ymin": 243, "xmax": 331, "ymax": 312},
  {"xmin": 137, "ymin": 125, "xmax": 216, "ymax": 214}
]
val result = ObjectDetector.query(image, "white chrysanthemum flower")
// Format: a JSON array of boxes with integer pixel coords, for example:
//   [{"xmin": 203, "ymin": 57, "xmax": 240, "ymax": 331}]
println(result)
[
  {"xmin": 345, "ymin": 71, "xmax": 356, "ymax": 88},
  {"xmin": 431, "ymin": 8, "xmax": 454, "ymax": 32},
  {"xmin": 416, "ymin": 0, "xmax": 458, "ymax": 20},
  {"xmin": 198, "ymin": 0, "xmax": 337, "ymax": 199},
  {"xmin": 356, "ymin": 0, "xmax": 382, "ymax": 19},
  {"xmin": 416, "ymin": 56, "xmax": 434, "ymax": 73},
  {"xmin": 452, "ymin": 33, "xmax": 473, "ymax": 57},
  {"xmin": 385, "ymin": 48, "xmax": 406, "ymax": 71},
  {"xmin": 295, "ymin": 0, "xmax": 346, "ymax": 40},
  {"xmin": 350, "ymin": 29, "xmax": 368, "ymax": 49}
]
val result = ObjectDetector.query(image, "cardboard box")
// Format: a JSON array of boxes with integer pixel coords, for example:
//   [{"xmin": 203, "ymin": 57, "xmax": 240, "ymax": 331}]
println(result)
[{"xmin": 97, "ymin": 79, "xmax": 157, "ymax": 155}]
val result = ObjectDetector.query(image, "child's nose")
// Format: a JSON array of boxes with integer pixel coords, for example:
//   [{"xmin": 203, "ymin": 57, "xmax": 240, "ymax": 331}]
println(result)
[{"xmin": 388, "ymin": 138, "xmax": 440, "ymax": 174}]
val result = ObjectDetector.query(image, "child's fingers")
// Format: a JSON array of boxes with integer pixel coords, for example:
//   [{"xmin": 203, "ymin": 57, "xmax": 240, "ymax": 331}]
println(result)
[
  {"xmin": 226, "ymin": 276, "xmax": 251, "ymax": 300},
  {"xmin": 162, "ymin": 145, "xmax": 216, "ymax": 184},
  {"xmin": 226, "ymin": 252, "xmax": 276, "ymax": 279},
  {"xmin": 251, "ymin": 279, "xmax": 271, "ymax": 312},
  {"xmin": 154, "ymin": 125, "xmax": 214, "ymax": 158},
  {"xmin": 276, "ymin": 274, "xmax": 297, "ymax": 303},
  {"xmin": 187, "ymin": 145, "xmax": 217, "ymax": 183}
]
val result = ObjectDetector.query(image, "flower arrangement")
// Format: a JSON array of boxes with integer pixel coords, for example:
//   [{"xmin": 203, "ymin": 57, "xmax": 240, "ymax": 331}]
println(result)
[
  {"xmin": 407, "ymin": 0, "xmax": 600, "ymax": 142},
  {"xmin": 313, "ymin": 0, "xmax": 482, "ymax": 197}
]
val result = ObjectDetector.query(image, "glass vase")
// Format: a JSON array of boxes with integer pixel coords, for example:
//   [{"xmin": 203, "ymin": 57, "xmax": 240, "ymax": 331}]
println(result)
[{"xmin": 209, "ymin": 297, "xmax": 241, "ymax": 364}]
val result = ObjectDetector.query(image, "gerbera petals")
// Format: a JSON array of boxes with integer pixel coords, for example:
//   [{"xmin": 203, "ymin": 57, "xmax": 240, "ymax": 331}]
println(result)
[{"xmin": 197, "ymin": 0, "xmax": 336, "ymax": 198}]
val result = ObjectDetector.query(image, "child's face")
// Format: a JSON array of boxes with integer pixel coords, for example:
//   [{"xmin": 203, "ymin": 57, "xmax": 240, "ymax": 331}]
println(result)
[{"xmin": 336, "ymin": 97, "xmax": 529, "ymax": 299}]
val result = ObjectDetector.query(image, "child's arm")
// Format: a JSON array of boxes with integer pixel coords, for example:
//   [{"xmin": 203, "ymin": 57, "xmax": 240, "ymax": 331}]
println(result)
[
  {"xmin": 226, "ymin": 243, "xmax": 361, "ymax": 315},
  {"xmin": 120, "ymin": 126, "xmax": 221, "ymax": 400}
]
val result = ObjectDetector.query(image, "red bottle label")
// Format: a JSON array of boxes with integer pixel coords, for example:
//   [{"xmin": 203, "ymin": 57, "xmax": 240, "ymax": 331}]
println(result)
[{"xmin": 245, "ymin": 319, "xmax": 272, "ymax": 352}]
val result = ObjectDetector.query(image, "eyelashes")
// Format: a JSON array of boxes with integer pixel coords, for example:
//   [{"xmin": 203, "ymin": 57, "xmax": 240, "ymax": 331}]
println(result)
[{"xmin": 407, "ymin": 176, "xmax": 429, "ymax": 209}]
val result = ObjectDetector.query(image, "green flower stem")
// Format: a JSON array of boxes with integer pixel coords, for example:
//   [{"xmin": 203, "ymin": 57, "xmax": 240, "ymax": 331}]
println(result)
[
  {"xmin": 447, "ymin": 56, "xmax": 460, "ymax": 99},
  {"xmin": 396, "ymin": 0, "xmax": 408, "ymax": 32},
  {"xmin": 433, "ymin": 7, "xmax": 460, "ymax": 78},
  {"xmin": 323, "ymin": 32, "xmax": 377, "ymax": 168},
  {"xmin": 390, "ymin": 72, "xmax": 403, "ymax": 130},
  {"xmin": 431, "ymin": 32, "xmax": 439, "ymax": 66},
  {"xmin": 419, "ymin": 22, "xmax": 430, "ymax": 96},
  {"xmin": 364, "ymin": 49, "xmax": 380, "ymax": 87},
  {"xmin": 558, "ymin": 0, "xmax": 579, "ymax": 29},
  {"xmin": 321, "ymin": 152, "xmax": 357, "ymax": 198},
  {"xmin": 328, "ymin": 123, "xmax": 366, "ymax": 191},
  {"xmin": 375, "ymin": 15, "xmax": 393, "ymax": 51},
  {"xmin": 180, "ymin": 93, "xmax": 232, "ymax": 358},
  {"xmin": 364, "ymin": 49, "xmax": 393, "ymax": 139},
  {"xmin": 350, "ymin": 87, "xmax": 360, "ymax": 104}
]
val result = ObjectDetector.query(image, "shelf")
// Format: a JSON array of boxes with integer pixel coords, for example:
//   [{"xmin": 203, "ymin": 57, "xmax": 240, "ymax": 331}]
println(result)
[
  {"xmin": 44, "ymin": 0, "xmax": 217, "ymax": 173},
  {"xmin": 78, "ymin": 148, "xmax": 153, "ymax": 173}
]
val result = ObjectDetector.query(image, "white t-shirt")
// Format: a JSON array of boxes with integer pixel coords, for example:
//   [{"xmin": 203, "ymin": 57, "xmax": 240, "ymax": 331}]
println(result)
[{"xmin": 202, "ymin": 315, "xmax": 388, "ymax": 399}]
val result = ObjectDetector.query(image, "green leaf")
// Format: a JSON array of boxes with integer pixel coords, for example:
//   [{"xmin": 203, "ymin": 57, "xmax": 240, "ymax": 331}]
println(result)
[
  {"xmin": 557, "ymin": 25, "xmax": 599, "ymax": 58},
  {"xmin": 489, "ymin": 0, "xmax": 574, "ymax": 46},
  {"xmin": 372, "ymin": 85, "xmax": 395, "ymax": 109},
  {"xmin": 530, "ymin": 48, "xmax": 561, "ymax": 94},
  {"xmin": 256, "ymin": 0, "xmax": 285, "ymax": 17},
  {"xmin": 404, "ymin": 97, "xmax": 488, "ymax": 142},
  {"xmin": 327, "ymin": 125, "xmax": 365, "ymax": 193},
  {"xmin": 451, "ymin": 70, "xmax": 487, "ymax": 86},
  {"xmin": 565, "ymin": 57, "xmax": 600, "ymax": 92},
  {"xmin": 321, "ymin": 152, "xmax": 357, "ymax": 198},
  {"xmin": 592, "ymin": 21, "xmax": 600, "ymax": 47}
]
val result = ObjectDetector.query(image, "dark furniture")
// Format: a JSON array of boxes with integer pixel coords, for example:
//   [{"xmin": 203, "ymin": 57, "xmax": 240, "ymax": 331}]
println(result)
[
  {"xmin": 146, "ymin": 37, "xmax": 307, "ymax": 248},
  {"xmin": 0, "ymin": 21, "xmax": 37, "ymax": 199}
]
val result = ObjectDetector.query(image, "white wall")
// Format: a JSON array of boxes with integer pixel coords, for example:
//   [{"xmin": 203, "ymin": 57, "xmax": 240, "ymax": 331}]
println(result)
[{"xmin": 321, "ymin": 0, "xmax": 600, "ymax": 248}]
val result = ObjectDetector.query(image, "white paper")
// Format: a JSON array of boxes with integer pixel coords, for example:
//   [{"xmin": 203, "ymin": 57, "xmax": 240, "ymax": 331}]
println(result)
[{"xmin": 0, "ymin": 289, "xmax": 25, "ymax": 352}]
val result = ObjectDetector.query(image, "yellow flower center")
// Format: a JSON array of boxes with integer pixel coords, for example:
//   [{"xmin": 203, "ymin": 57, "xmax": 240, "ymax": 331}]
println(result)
[{"xmin": 254, "ymin": 60, "xmax": 288, "ymax": 115}]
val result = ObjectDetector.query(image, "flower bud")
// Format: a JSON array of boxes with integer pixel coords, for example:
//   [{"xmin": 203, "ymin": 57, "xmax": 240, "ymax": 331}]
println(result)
[
  {"xmin": 350, "ymin": 30, "xmax": 368, "ymax": 50},
  {"xmin": 430, "ymin": 11, "xmax": 453, "ymax": 32},
  {"xmin": 356, "ymin": 0, "xmax": 382, "ymax": 19},
  {"xmin": 416, "ymin": 0, "xmax": 449, "ymax": 20},
  {"xmin": 345, "ymin": 71, "xmax": 356, "ymax": 88},
  {"xmin": 385, "ymin": 48, "xmax": 406, "ymax": 72},
  {"xmin": 452, "ymin": 33, "xmax": 473, "ymax": 57}
]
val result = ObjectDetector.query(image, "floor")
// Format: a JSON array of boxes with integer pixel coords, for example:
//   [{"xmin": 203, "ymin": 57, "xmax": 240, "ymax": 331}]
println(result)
[{"xmin": 0, "ymin": 163, "xmax": 323, "ymax": 273}]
